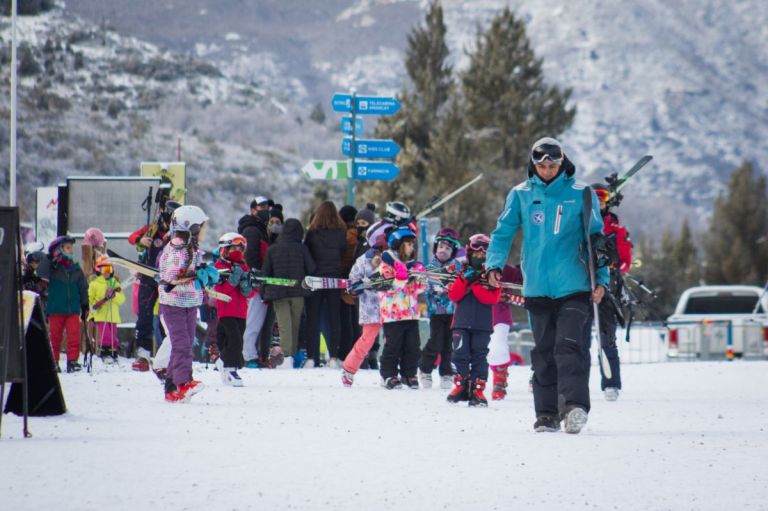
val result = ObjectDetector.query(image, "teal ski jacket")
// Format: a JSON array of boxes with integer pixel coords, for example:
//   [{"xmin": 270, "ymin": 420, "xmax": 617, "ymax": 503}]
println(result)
[{"xmin": 486, "ymin": 157, "xmax": 609, "ymax": 299}]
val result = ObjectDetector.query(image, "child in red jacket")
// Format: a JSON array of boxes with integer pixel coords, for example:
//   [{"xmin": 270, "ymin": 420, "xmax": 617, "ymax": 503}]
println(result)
[
  {"xmin": 446, "ymin": 234, "xmax": 501, "ymax": 407},
  {"xmin": 213, "ymin": 233, "xmax": 257, "ymax": 386}
]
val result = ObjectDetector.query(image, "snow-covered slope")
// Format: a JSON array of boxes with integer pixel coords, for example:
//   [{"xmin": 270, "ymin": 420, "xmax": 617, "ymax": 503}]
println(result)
[
  {"xmin": 6, "ymin": 0, "xmax": 768, "ymax": 233},
  {"xmin": 2, "ymin": 361, "xmax": 767, "ymax": 510}
]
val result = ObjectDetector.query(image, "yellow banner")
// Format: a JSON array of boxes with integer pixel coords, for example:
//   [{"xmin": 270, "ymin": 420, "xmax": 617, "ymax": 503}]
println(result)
[{"xmin": 140, "ymin": 162, "xmax": 187, "ymax": 204}]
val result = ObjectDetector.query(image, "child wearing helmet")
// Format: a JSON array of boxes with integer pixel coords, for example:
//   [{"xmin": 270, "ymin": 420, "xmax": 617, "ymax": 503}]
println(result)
[
  {"xmin": 340, "ymin": 226, "xmax": 388, "ymax": 386},
  {"xmin": 213, "ymin": 232, "xmax": 257, "ymax": 386},
  {"xmin": 445, "ymin": 234, "xmax": 501, "ymax": 407},
  {"xmin": 157, "ymin": 205, "xmax": 215, "ymax": 402},
  {"xmin": 88, "ymin": 256, "xmax": 126, "ymax": 362},
  {"xmin": 417, "ymin": 227, "xmax": 462, "ymax": 390},
  {"xmin": 22, "ymin": 243, "xmax": 48, "ymax": 299},
  {"xmin": 37, "ymin": 236, "xmax": 89, "ymax": 373},
  {"xmin": 377, "ymin": 226, "xmax": 427, "ymax": 389}
]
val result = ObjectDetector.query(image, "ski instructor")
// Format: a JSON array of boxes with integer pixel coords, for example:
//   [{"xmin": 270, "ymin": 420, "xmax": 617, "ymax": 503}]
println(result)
[{"xmin": 485, "ymin": 137, "xmax": 609, "ymax": 434}]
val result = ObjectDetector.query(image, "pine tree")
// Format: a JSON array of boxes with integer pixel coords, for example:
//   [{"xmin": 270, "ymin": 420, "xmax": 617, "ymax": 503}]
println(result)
[
  {"xmin": 704, "ymin": 161, "xmax": 768, "ymax": 285},
  {"xmin": 361, "ymin": 0, "xmax": 453, "ymax": 210},
  {"xmin": 461, "ymin": 8, "xmax": 575, "ymax": 195}
]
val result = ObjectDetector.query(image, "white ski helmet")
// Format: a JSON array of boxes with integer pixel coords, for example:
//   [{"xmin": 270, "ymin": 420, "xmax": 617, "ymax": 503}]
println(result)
[
  {"xmin": 384, "ymin": 201, "xmax": 411, "ymax": 221},
  {"xmin": 24, "ymin": 240, "xmax": 46, "ymax": 256},
  {"xmin": 218, "ymin": 232, "xmax": 247, "ymax": 249},
  {"xmin": 171, "ymin": 205, "xmax": 208, "ymax": 234}
]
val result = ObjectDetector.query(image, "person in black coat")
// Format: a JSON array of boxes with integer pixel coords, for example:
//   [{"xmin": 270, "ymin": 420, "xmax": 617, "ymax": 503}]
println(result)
[
  {"xmin": 303, "ymin": 201, "xmax": 347, "ymax": 367},
  {"xmin": 237, "ymin": 197, "xmax": 272, "ymax": 365},
  {"xmin": 262, "ymin": 219, "xmax": 316, "ymax": 363}
]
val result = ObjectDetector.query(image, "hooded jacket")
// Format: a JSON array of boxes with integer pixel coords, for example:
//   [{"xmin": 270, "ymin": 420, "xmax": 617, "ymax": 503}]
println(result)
[
  {"xmin": 486, "ymin": 156, "xmax": 610, "ymax": 299},
  {"xmin": 262, "ymin": 219, "xmax": 316, "ymax": 300},
  {"xmin": 237, "ymin": 213, "xmax": 269, "ymax": 270}
]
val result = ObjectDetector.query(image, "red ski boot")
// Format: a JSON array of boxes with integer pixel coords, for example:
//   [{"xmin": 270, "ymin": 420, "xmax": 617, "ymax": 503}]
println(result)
[
  {"xmin": 491, "ymin": 364, "xmax": 509, "ymax": 401},
  {"xmin": 468, "ymin": 378, "xmax": 488, "ymax": 407},
  {"xmin": 446, "ymin": 375, "xmax": 469, "ymax": 403}
]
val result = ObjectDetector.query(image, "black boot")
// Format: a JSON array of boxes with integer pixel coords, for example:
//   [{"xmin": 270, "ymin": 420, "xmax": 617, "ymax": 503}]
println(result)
[
  {"xmin": 66, "ymin": 361, "xmax": 82, "ymax": 373},
  {"xmin": 446, "ymin": 375, "xmax": 469, "ymax": 403}
]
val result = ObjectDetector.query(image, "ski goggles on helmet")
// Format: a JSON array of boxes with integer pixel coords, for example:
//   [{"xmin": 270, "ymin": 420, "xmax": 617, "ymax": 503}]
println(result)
[
  {"xmin": 467, "ymin": 234, "xmax": 490, "ymax": 253},
  {"xmin": 593, "ymin": 188, "xmax": 610, "ymax": 203},
  {"xmin": 435, "ymin": 227, "xmax": 461, "ymax": 247},
  {"xmin": 531, "ymin": 143, "xmax": 564, "ymax": 165}
]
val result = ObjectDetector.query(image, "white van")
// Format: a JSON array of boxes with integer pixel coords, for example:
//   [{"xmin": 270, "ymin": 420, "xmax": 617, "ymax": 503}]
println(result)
[{"xmin": 666, "ymin": 285, "xmax": 768, "ymax": 359}]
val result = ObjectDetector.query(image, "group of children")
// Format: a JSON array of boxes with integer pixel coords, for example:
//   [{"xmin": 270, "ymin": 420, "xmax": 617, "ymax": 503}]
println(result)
[
  {"xmin": 340, "ymin": 220, "xmax": 518, "ymax": 407},
  {"xmin": 26, "ymin": 198, "xmax": 522, "ymax": 407}
]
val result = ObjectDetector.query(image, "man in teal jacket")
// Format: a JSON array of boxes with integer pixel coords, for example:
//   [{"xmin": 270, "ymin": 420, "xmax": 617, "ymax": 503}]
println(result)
[{"xmin": 486, "ymin": 137, "xmax": 609, "ymax": 434}]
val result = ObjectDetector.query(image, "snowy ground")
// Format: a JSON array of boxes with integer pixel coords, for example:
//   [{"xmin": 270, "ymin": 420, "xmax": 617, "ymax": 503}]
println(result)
[{"xmin": 2, "ymin": 361, "xmax": 767, "ymax": 511}]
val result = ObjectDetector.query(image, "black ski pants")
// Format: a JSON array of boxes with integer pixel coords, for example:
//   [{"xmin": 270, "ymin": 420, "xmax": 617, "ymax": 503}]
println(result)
[
  {"xmin": 419, "ymin": 314, "xmax": 454, "ymax": 376},
  {"xmin": 451, "ymin": 328, "xmax": 490, "ymax": 381},
  {"xmin": 217, "ymin": 316, "xmax": 246, "ymax": 369},
  {"xmin": 380, "ymin": 320, "xmax": 420, "ymax": 380},
  {"xmin": 527, "ymin": 293, "xmax": 592, "ymax": 418},
  {"xmin": 339, "ymin": 300, "xmax": 360, "ymax": 361},
  {"xmin": 583, "ymin": 299, "xmax": 622, "ymax": 390},
  {"xmin": 306, "ymin": 289, "xmax": 342, "ymax": 363},
  {"xmin": 135, "ymin": 275, "xmax": 158, "ymax": 354}
]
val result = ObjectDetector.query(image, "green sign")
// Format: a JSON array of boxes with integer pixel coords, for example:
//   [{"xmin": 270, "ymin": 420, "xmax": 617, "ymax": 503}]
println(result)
[{"xmin": 301, "ymin": 160, "xmax": 351, "ymax": 180}]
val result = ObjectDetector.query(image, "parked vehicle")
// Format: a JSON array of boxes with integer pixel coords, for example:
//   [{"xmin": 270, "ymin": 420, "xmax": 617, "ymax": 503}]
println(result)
[{"xmin": 666, "ymin": 285, "xmax": 768, "ymax": 359}]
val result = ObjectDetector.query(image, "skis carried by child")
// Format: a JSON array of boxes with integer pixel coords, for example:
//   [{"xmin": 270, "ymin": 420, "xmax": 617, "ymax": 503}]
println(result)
[
  {"xmin": 104, "ymin": 249, "xmax": 232, "ymax": 303},
  {"xmin": 582, "ymin": 188, "xmax": 612, "ymax": 379}
]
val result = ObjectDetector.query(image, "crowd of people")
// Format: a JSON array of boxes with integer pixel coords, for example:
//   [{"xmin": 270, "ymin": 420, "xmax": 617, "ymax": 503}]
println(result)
[{"xmin": 21, "ymin": 135, "xmax": 633, "ymax": 434}]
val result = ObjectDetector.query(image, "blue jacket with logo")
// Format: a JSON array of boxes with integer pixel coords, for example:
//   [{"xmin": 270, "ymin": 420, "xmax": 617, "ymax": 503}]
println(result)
[{"xmin": 486, "ymin": 157, "xmax": 609, "ymax": 299}]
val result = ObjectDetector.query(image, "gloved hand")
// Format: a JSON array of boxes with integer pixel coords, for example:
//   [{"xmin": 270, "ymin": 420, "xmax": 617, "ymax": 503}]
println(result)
[
  {"xmin": 239, "ymin": 276, "xmax": 253, "ymax": 296},
  {"xmin": 393, "ymin": 260, "xmax": 409, "ymax": 281},
  {"xmin": 408, "ymin": 261, "xmax": 426, "ymax": 273},
  {"xmin": 347, "ymin": 281, "xmax": 364, "ymax": 296},
  {"xmin": 227, "ymin": 265, "xmax": 244, "ymax": 287},
  {"xmin": 80, "ymin": 306, "xmax": 89, "ymax": 321},
  {"xmin": 463, "ymin": 267, "xmax": 481, "ymax": 284},
  {"xmin": 195, "ymin": 265, "xmax": 220, "ymax": 289}
]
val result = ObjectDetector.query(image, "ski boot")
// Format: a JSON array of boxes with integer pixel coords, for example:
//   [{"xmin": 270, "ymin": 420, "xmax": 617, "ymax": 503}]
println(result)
[
  {"xmin": 207, "ymin": 343, "xmax": 220, "ymax": 364},
  {"xmin": 403, "ymin": 376, "xmax": 419, "ymax": 389},
  {"xmin": 132, "ymin": 347, "xmax": 151, "ymax": 372},
  {"xmin": 177, "ymin": 380, "xmax": 205, "ymax": 402},
  {"xmin": 327, "ymin": 357, "xmax": 341, "ymax": 369},
  {"xmin": 222, "ymin": 368, "xmax": 244, "ymax": 387},
  {"xmin": 164, "ymin": 380, "xmax": 184, "ymax": 403},
  {"xmin": 533, "ymin": 416, "xmax": 561, "ymax": 432},
  {"xmin": 439, "ymin": 375, "xmax": 453, "ymax": 390},
  {"xmin": 293, "ymin": 350, "xmax": 308, "ymax": 368},
  {"xmin": 491, "ymin": 364, "xmax": 509, "ymax": 401},
  {"xmin": 446, "ymin": 375, "xmax": 469, "ymax": 403},
  {"xmin": 66, "ymin": 360, "xmax": 82, "ymax": 373},
  {"xmin": 382, "ymin": 376, "xmax": 403, "ymax": 389},
  {"xmin": 153, "ymin": 367, "xmax": 168, "ymax": 382},
  {"xmin": 468, "ymin": 378, "xmax": 488, "ymax": 407},
  {"xmin": 604, "ymin": 387, "xmax": 620, "ymax": 401},
  {"xmin": 562, "ymin": 406, "xmax": 588, "ymax": 434},
  {"xmin": 341, "ymin": 368, "xmax": 354, "ymax": 387},
  {"xmin": 268, "ymin": 345, "xmax": 285, "ymax": 367},
  {"xmin": 417, "ymin": 369, "xmax": 432, "ymax": 389}
]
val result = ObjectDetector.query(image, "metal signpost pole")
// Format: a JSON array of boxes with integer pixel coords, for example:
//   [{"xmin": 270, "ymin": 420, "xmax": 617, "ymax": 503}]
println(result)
[
  {"xmin": 10, "ymin": 0, "xmax": 18, "ymax": 206},
  {"xmin": 348, "ymin": 88, "xmax": 357, "ymax": 206}
]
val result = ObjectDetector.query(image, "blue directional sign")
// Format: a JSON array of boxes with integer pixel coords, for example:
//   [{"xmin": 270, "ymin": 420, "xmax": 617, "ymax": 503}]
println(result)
[
  {"xmin": 342, "ymin": 138, "xmax": 400, "ymax": 159},
  {"xmin": 331, "ymin": 93, "xmax": 401, "ymax": 115},
  {"xmin": 353, "ymin": 161, "xmax": 400, "ymax": 181},
  {"xmin": 340, "ymin": 116, "xmax": 364, "ymax": 135}
]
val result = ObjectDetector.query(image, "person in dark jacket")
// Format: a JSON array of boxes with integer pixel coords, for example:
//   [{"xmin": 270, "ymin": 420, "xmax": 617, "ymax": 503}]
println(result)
[
  {"xmin": 303, "ymin": 201, "xmax": 347, "ymax": 368},
  {"xmin": 445, "ymin": 234, "xmax": 501, "ymax": 407},
  {"xmin": 338, "ymin": 204, "xmax": 360, "ymax": 361},
  {"xmin": 37, "ymin": 236, "xmax": 89, "ymax": 373},
  {"xmin": 237, "ymin": 197, "xmax": 272, "ymax": 366},
  {"xmin": 262, "ymin": 218, "xmax": 316, "ymax": 365}
]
